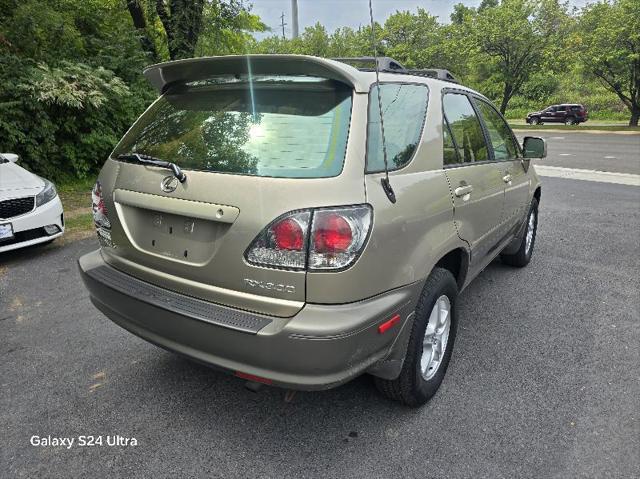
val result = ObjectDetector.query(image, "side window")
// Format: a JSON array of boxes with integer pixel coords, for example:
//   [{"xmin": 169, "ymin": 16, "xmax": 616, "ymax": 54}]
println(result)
[
  {"xmin": 475, "ymin": 99, "xmax": 520, "ymax": 161},
  {"xmin": 557, "ymin": 105, "xmax": 567, "ymax": 112},
  {"xmin": 442, "ymin": 93, "xmax": 488, "ymax": 163},
  {"xmin": 367, "ymin": 83, "xmax": 429, "ymax": 172}
]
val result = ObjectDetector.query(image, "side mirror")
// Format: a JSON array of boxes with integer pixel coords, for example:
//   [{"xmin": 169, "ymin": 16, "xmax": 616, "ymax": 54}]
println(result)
[
  {"xmin": 522, "ymin": 137, "xmax": 546, "ymax": 159},
  {"xmin": 1, "ymin": 153, "xmax": 19, "ymax": 163}
]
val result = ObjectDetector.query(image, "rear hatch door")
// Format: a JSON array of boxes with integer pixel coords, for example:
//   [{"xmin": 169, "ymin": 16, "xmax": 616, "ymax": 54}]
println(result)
[{"xmin": 99, "ymin": 59, "xmax": 366, "ymax": 317}]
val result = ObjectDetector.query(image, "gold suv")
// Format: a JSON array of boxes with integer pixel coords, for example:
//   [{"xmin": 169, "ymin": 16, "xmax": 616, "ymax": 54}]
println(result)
[{"xmin": 79, "ymin": 55, "xmax": 545, "ymax": 406}]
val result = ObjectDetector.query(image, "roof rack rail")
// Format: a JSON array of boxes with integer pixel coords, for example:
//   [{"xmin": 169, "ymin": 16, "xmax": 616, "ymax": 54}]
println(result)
[
  {"xmin": 332, "ymin": 57, "xmax": 405, "ymax": 72},
  {"xmin": 404, "ymin": 68, "xmax": 458, "ymax": 84},
  {"xmin": 332, "ymin": 57, "xmax": 458, "ymax": 84}
]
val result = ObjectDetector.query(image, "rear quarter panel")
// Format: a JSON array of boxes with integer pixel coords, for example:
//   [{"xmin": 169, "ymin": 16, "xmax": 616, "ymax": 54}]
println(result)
[{"xmin": 306, "ymin": 85, "xmax": 468, "ymax": 303}]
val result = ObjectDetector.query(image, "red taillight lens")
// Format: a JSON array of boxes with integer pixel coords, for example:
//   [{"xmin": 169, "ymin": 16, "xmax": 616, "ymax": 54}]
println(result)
[
  {"xmin": 273, "ymin": 218, "xmax": 304, "ymax": 251},
  {"xmin": 313, "ymin": 213, "xmax": 353, "ymax": 253},
  {"xmin": 92, "ymin": 180, "xmax": 112, "ymax": 247},
  {"xmin": 308, "ymin": 206, "xmax": 372, "ymax": 270},
  {"xmin": 245, "ymin": 211, "xmax": 311, "ymax": 270},
  {"xmin": 245, "ymin": 206, "xmax": 372, "ymax": 271},
  {"xmin": 91, "ymin": 180, "xmax": 110, "ymax": 229}
]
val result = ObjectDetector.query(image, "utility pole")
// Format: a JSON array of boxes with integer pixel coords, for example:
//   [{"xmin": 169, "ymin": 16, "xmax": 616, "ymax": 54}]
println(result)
[
  {"xmin": 280, "ymin": 11, "xmax": 287, "ymax": 39},
  {"xmin": 291, "ymin": 0, "xmax": 299, "ymax": 38}
]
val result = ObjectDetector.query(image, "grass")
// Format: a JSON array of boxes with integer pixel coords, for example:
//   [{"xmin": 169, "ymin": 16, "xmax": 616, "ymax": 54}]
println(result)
[
  {"xmin": 64, "ymin": 212, "xmax": 94, "ymax": 235},
  {"xmin": 57, "ymin": 178, "xmax": 95, "ymax": 212},
  {"xmin": 57, "ymin": 177, "xmax": 96, "ymax": 240}
]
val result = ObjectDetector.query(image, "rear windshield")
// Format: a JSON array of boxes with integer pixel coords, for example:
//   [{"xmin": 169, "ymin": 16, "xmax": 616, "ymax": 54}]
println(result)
[{"xmin": 113, "ymin": 77, "xmax": 352, "ymax": 178}]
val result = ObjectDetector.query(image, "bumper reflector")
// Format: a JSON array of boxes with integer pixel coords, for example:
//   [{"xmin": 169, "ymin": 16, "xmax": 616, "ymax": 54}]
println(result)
[
  {"xmin": 235, "ymin": 371, "xmax": 273, "ymax": 385},
  {"xmin": 378, "ymin": 314, "xmax": 401, "ymax": 334}
]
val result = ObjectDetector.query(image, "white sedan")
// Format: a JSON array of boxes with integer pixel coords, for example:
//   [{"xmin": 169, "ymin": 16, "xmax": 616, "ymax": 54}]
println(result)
[{"xmin": 0, "ymin": 153, "xmax": 64, "ymax": 253}]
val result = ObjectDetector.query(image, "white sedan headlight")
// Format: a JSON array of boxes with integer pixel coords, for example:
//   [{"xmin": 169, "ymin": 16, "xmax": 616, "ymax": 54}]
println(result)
[{"xmin": 36, "ymin": 179, "xmax": 57, "ymax": 207}]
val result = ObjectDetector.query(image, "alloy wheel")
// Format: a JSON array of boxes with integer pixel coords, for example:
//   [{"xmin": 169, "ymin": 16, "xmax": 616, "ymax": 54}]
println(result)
[
  {"xmin": 525, "ymin": 209, "xmax": 536, "ymax": 254},
  {"xmin": 420, "ymin": 295, "xmax": 451, "ymax": 380}
]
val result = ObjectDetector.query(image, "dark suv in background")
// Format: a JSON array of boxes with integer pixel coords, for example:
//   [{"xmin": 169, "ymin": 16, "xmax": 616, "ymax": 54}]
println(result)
[{"xmin": 526, "ymin": 104, "xmax": 588, "ymax": 125}]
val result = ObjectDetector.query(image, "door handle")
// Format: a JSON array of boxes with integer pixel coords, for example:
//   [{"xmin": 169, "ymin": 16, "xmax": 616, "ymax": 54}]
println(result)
[
  {"xmin": 503, "ymin": 174, "xmax": 513, "ymax": 183},
  {"xmin": 454, "ymin": 185, "xmax": 473, "ymax": 197}
]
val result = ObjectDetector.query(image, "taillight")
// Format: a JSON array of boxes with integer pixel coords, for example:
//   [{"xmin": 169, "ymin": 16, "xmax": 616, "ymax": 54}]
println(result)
[
  {"xmin": 92, "ymin": 180, "xmax": 112, "ymax": 247},
  {"xmin": 308, "ymin": 207, "xmax": 371, "ymax": 270},
  {"xmin": 245, "ymin": 205, "xmax": 372, "ymax": 271},
  {"xmin": 245, "ymin": 211, "xmax": 311, "ymax": 269}
]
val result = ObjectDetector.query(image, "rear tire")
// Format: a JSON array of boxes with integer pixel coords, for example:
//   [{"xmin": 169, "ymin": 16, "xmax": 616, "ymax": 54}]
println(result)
[
  {"xmin": 500, "ymin": 198, "xmax": 538, "ymax": 267},
  {"xmin": 374, "ymin": 268, "xmax": 458, "ymax": 407},
  {"xmin": 564, "ymin": 117, "xmax": 577, "ymax": 125}
]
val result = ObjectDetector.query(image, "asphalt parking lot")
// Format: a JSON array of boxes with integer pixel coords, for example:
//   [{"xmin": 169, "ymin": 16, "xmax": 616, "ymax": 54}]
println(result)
[{"xmin": 2, "ymin": 140, "xmax": 639, "ymax": 477}]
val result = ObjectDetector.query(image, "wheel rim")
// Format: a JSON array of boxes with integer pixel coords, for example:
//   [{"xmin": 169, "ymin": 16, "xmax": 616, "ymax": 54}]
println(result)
[
  {"xmin": 525, "ymin": 209, "xmax": 536, "ymax": 254},
  {"xmin": 420, "ymin": 295, "xmax": 451, "ymax": 380}
]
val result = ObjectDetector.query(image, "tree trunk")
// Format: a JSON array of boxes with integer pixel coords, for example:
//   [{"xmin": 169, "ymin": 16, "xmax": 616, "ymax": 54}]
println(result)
[
  {"xmin": 156, "ymin": 0, "xmax": 206, "ymax": 60},
  {"xmin": 126, "ymin": 0, "xmax": 159, "ymax": 62},
  {"xmin": 499, "ymin": 83, "xmax": 513, "ymax": 115},
  {"xmin": 630, "ymin": 105, "xmax": 640, "ymax": 127}
]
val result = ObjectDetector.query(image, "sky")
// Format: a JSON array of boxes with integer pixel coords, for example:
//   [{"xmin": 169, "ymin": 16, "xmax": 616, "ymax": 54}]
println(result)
[{"xmin": 248, "ymin": 0, "xmax": 588, "ymax": 39}]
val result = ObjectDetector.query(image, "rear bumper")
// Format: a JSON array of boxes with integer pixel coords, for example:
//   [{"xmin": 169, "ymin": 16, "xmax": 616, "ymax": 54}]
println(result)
[{"xmin": 79, "ymin": 249, "xmax": 420, "ymax": 390}]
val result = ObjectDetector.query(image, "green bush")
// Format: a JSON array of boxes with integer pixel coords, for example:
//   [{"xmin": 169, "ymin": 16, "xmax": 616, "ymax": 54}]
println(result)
[{"xmin": 0, "ymin": 0, "xmax": 155, "ymax": 182}]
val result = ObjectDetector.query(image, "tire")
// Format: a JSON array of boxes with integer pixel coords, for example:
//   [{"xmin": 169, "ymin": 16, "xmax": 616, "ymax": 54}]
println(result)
[
  {"xmin": 564, "ymin": 117, "xmax": 576, "ymax": 125},
  {"xmin": 529, "ymin": 117, "xmax": 541, "ymax": 125},
  {"xmin": 374, "ymin": 268, "xmax": 459, "ymax": 407},
  {"xmin": 500, "ymin": 198, "xmax": 538, "ymax": 267}
]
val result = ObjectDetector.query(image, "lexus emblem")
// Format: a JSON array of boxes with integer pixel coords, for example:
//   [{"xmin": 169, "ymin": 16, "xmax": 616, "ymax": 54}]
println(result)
[{"xmin": 160, "ymin": 176, "xmax": 179, "ymax": 193}]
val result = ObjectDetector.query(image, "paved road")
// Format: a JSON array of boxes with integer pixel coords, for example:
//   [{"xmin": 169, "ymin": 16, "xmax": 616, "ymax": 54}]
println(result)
[
  {"xmin": 515, "ymin": 131, "xmax": 640, "ymax": 174},
  {"xmin": 2, "ymin": 178, "xmax": 639, "ymax": 478}
]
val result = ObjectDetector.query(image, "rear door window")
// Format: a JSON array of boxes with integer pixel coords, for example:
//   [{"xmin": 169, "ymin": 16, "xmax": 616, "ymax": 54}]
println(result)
[
  {"xmin": 366, "ymin": 83, "xmax": 429, "ymax": 172},
  {"xmin": 475, "ymin": 99, "xmax": 520, "ymax": 160},
  {"xmin": 112, "ymin": 76, "xmax": 352, "ymax": 178},
  {"xmin": 442, "ymin": 93, "xmax": 488, "ymax": 163}
]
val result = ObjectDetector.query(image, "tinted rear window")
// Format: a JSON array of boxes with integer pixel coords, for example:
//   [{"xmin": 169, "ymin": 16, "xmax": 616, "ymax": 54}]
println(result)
[
  {"xmin": 113, "ymin": 77, "xmax": 352, "ymax": 178},
  {"xmin": 366, "ymin": 83, "xmax": 429, "ymax": 172}
]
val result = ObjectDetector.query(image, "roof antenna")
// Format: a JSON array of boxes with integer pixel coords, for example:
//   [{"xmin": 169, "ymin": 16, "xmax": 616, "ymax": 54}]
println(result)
[{"xmin": 368, "ymin": 0, "xmax": 396, "ymax": 204}]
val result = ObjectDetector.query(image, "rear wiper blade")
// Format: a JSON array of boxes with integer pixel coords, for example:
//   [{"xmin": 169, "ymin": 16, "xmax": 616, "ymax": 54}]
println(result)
[{"xmin": 117, "ymin": 153, "xmax": 187, "ymax": 183}]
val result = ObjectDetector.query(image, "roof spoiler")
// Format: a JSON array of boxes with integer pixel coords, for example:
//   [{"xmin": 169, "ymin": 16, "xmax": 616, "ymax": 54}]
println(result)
[{"xmin": 143, "ymin": 54, "xmax": 369, "ymax": 94}]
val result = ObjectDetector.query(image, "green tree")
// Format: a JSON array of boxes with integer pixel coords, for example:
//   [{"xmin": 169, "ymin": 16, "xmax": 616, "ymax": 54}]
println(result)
[
  {"xmin": 126, "ymin": 0, "xmax": 265, "ymax": 61},
  {"xmin": 0, "ymin": 0, "xmax": 154, "ymax": 179},
  {"xmin": 478, "ymin": 0, "xmax": 499, "ymax": 12},
  {"xmin": 450, "ymin": 3, "xmax": 475, "ymax": 25},
  {"xmin": 383, "ymin": 9, "xmax": 444, "ymax": 69},
  {"xmin": 470, "ymin": 0, "xmax": 548, "ymax": 113},
  {"xmin": 574, "ymin": 0, "xmax": 640, "ymax": 125}
]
